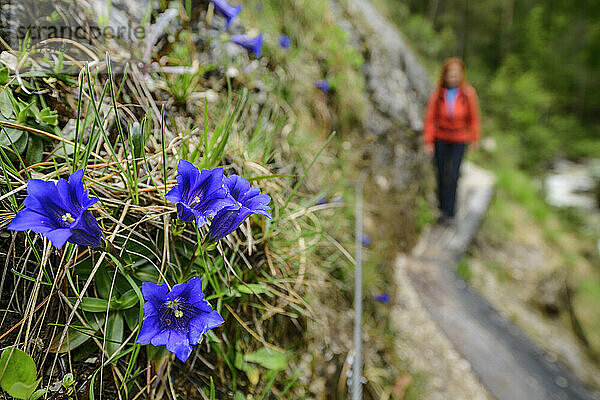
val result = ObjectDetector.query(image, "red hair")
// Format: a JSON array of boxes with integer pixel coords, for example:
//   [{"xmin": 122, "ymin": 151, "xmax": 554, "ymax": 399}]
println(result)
[{"xmin": 437, "ymin": 58, "xmax": 466, "ymax": 89}]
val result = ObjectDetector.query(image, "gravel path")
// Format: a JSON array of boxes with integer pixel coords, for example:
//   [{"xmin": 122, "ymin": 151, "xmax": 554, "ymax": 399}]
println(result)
[{"xmin": 407, "ymin": 162, "xmax": 600, "ymax": 400}]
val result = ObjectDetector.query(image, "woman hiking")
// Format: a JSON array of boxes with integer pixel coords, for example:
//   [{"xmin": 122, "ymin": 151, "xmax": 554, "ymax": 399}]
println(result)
[{"xmin": 424, "ymin": 58, "xmax": 481, "ymax": 225}]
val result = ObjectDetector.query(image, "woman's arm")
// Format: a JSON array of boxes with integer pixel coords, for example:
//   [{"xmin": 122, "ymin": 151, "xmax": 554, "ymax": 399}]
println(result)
[
  {"xmin": 424, "ymin": 91, "xmax": 439, "ymax": 146},
  {"xmin": 468, "ymin": 87, "xmax": 481, "ymax": 144}
]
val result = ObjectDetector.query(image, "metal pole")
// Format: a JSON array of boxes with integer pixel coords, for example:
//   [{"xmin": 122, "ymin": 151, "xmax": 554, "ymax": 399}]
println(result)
[{"xmin": 352, "ymin": 171, "xmax": 366, "ymax": 400}]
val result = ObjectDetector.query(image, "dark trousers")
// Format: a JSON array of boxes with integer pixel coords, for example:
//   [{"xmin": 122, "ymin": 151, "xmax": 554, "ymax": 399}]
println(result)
[{"xmin": 434, "ymin": 140, "xmax": 466, "ymax": 218}]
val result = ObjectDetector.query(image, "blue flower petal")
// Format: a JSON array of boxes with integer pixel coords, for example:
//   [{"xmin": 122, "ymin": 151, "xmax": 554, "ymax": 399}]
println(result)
[
  {"xmin": 165, "ymin": 185, "xmax": 182, "ymax": 204},
  {"xmin": 208, "ymin": 207, "xmax": 252, "ymax": 241},
  {"xmin": 188, "ymin": 310, "xmax": 224, "ymax": 345},
  {"xmin": 198, "ymin": 195, "xmax": 239, "ymax": 218},
  {"xmin": 142, "ymin": 298, "xmax": 159, "ymax": 318},
  {"xmin": 176, "ymin": 203, "xmax": 195, "ymax": 222},
  {"xmin": 58, "ymin": 169, "xmax": 97, "ymax": 213},
  {"xmin": 192, "ymin": 168, "xmax": 226, "ymax": 205},
  {"xmin": 142, "ymin": 282, "xmax": 169, "ymax": 304},
  {"xmin": 208, "ymin": 174, "xmax": 271, "ymax": 240},
  {"xmin": 226, "ymin": 175, "xmax": 251, "ymax": 199},
  {"xmin": 45, "ymin": 228, "xmax": 72, "ymax": 249},
  {"xmin": 24, "ymin": 179, "xmax": 65, "ymax": 220},
  {"xmin": 174, "ymin": 160, "xmax": 200, "ymax": 203},
  {"xmin": 184, "ymin": 277, "xmax": 205, "ymax": 306},
  {"xmin": 231, "ymin": 33, "xmax": 263, "ymax": 57},
  {"xmin": 279, "ymin": 34, "xmax": 291, "ymax": 49},
  {"xmin": 7, "ymin": 209, "xmax": 55, "ymax": 233},
  {"xmin": 192, "ymin": 211, "xmax": 209, "ymax": 228},
  {"xmin": 165, "ymin": 280, "xmax": 191, "ymax": 302},
  {"xmin": 136, "ymin": 314, "xmax": 160, "ymax": 344},
  {"xmin": 165, "ymin": 331, "xmax": 193, "ymax": 362},
  {"xmin": 69, "ymin": 211, "xmax": 103, "ymax": 247},
  {"xmin": 149, "ymin": 328, "xmax": 171, "ymax": 346}
]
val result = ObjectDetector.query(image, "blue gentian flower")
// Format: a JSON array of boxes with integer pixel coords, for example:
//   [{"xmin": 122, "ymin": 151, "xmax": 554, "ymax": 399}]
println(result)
[
  {"xmin": 208, "ymin": 175, "xmax": 271, "ymax": 241},
  {"xmin": 7, "ymin": 169, "xmax": 103, "ymax": 249},
  {"xmin": 279, "ymin": 34, "xmax": 291, "ymax": 49},
  {"xmin": 361, "ymin": 234, "xmax": 372, "ymax": 248},
  {"xmin": 315, "ymin": 79, "xmax": 330, "ymax": 93},
  {"xmin": 136, "ymin": 277, "xmax": 224, "ymax": 362},
  {"xmin": 212, "ymin": 0, "xmax": 242, "ymax": 28},
  {"xmin": 231, "ymin": 33, "xmax": 263, "ymax": 58},
  {"xmin": 165, "ymin": 160, "xmax": 238, "ymax": 228},
  {"xmin": 374, "ymin": 293, "xmax": 390, "ymax": 304}
]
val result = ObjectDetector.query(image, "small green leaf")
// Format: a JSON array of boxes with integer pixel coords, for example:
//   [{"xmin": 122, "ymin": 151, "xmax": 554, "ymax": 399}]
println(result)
[
  {"xmin": 25, "ymin": 135, "xmax": 43, "ymax": 164},
  {"xmin": 237, "ymin": 283, "xmax": 272, "ymax": 296},
  {"xmin": 94, "ymin": 266, "xmax": 112, "ymax": 299},
  {"xmin": 0, "ymin": 66, "xmax": 9, "ymax": 84},
  {"xmin": 0, "ymin": 347, "xmax": 40, "ymax": 399},
  {"xmin": 49, "ymin": 325, "xmax": 97, "ymax": 353},
  {"xmin": 0, "ymin": 126, "xmax": 27, "ymax": 153},
  {"xmin": 110, "ymin": 289, "xmax": 139, "ymax": 310},
  {"xmin": 0, "ymin": 88, "xmax": 14, "ymax": 117},
  {"xmin": 38, "ymin": 107, "xmax": 58, "ymax": 126},
  {"xmin": 123, "ymin": 307, "xmax": 139, "ymax": 331},
  {"xmin": 244, "ymin": 365, "xmax": 259, "ymax": 385},
  {"xmin": 16, "ymin": 101, "xmax": 34, "ymax": 123},
  {"xmin": 243, "ymin": 348, "xmax": 288, "ymax": 371},
  {"xmin": 30, "ymin": 388, "xmax": 47, "ymax": 400},
  {"xmin": 67, "ymin": 297, "xmax": 109, "ymax": 312},
  {"xmin": 106, "ymin": 312, "xmax": 124, "ymax": 357}
]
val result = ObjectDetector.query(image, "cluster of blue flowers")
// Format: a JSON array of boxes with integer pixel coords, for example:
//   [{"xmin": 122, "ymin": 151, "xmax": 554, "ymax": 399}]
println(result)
[
  {"xmin": 7, "ymin": 160, "xmax": 271, "ymax": 362},
  {"xmin": 211, "ymin": 0, "xmax": 264, "ymax": 57},
  {"xmin": 212, "ymin": 1, "xmax": 331, "ymax": 92},
  {"xmin": 212, "ymin": 1, "xmax": 294, "ymax": 59},
  {"xmin": 165, "ymin": 160, "xmax": 271, "ymax": 241}
]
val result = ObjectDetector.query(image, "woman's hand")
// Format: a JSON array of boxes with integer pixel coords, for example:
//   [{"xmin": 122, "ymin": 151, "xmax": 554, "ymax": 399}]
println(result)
[{"xmin": 425, "ymin": 143, "xmax": 435, "ymax": 157}]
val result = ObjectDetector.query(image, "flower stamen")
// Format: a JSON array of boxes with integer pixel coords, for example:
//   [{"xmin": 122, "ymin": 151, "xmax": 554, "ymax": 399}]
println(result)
[
  {"xmin": 62, "ymin": 213, "xmax": 75, "ymax": 223},
  {"xmin": 189, "ymin": 196, "xmax": 201, "ymax": 207}
]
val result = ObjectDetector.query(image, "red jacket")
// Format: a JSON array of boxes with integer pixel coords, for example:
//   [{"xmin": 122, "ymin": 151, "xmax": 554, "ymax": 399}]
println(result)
[{"xmin": 424, "ymin": 84, "xmax": 480, "ymax": 145}]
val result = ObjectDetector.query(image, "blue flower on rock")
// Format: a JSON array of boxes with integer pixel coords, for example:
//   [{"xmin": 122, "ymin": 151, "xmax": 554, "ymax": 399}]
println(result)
[
  {"xmin": 7, "ymin": 169, "xmax": 103, "ymax": 249},
  {"xmin": 165, "ymin": 160, "xmax": 238, "ymax": 228},
  {"xmin": 315, "ymin": 79, "xmax": 330, "ymax": 93},
  {"xmin": 209, "ymin": 175, "xmax": 271, "ymax": 241},
  {"xmin": 136, "ymin": 277, "xmax": 224, "ymax": 362},
  {"xmin": 231, "ymin": 33, "xmax": 263, "ymax": 58},
  {"xmin": 212, "ymin": 0, "xmax": 242, "ymax": 28},
  {"xmin": 278, "ymin": 34, "xmax": 291, "ymax": 49}
]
